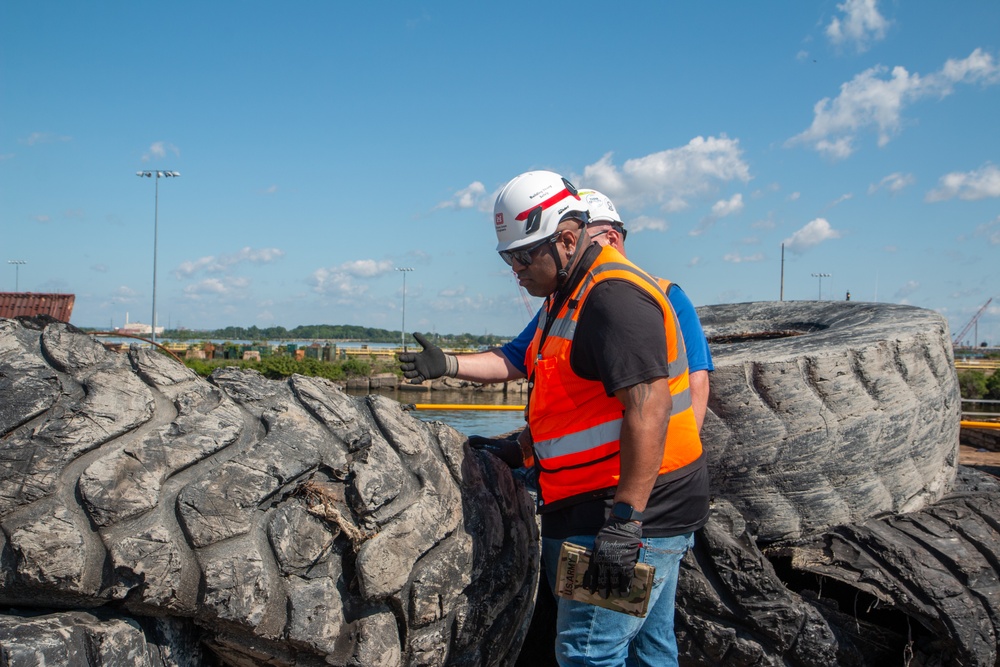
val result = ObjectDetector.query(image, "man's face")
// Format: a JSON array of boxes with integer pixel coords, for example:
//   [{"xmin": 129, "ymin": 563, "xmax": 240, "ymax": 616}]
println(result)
[
  {"xmin": 509, "ymin": 221, "xmax": 584, "ymax": 297},
  {"xmin": 510, "ymin": 238, "xmax": 560, "ymax": 297}
]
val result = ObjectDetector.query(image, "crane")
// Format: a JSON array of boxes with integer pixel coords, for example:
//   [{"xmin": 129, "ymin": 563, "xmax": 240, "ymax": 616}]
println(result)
[{"xmin": 952, "ymin": 297, "xmax": 993, "ymax": 346}]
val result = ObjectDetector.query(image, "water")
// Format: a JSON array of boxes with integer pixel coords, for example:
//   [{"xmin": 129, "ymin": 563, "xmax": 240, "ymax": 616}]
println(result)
[{"xmin": 344, "ymin": 387, "xmax": 527, "ymax": 437}]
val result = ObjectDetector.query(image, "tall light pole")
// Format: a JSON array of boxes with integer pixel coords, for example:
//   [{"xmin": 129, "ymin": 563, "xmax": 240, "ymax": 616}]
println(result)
[
  {"xmin": 811, "ymin": 272, "xmax": 831, "ymax": 300},
  {"xmin": 7, "ymin": 260, "xmax": 26, "ymax": 291},
  {"xmin": 136, "ymin": 170, "xmax": 180, "ymax": 344},
  {"xmin": 396, "ymin": 267, "xmax": 414, "ymax": 351}
]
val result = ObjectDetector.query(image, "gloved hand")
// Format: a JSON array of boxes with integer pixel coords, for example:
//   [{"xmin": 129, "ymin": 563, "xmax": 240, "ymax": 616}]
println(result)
[
  {"xmin": 398, "ymin": 332, "xmax": 458, "ymax": 384},
  {"xmin": 468, "ymin": 435, "xmax": 523, "ymax": 469},
  {"xmin": 582, "ymin": 517, "xmax": 642, "ymax": 599}
]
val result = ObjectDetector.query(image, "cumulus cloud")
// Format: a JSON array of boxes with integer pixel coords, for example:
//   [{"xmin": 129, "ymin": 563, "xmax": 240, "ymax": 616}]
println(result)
[
  {"xmin": 183, "ymin": 276, "xmax": 251, "ymax": 297},
  {"xmin": 580, "ymin": 136, "xmax": 751, "ymax": 213},
  {"xmin": 826, "ymin": 0, "xmax": 889, "ymax": 53},
  {"xmin": 435, "ymin": 181, "xmax": 488, "ymax": 211},
  {"xmin": 925, "ymin": 164, "xmax": 1000, "ymax": 202},
  {"xmin": 869, "ymin": 172, "xmax": 915, "ymax": 195},
  {"xmin": 722, "ymin": 252, "xmax": 765, "ymax": 263},
  {"xmin": 629, "ymin": 215, "xmax": 669, "ymax": 233},
  {"xmin": 20, "ymin": 132, "xmax": 71, "ymax": 146},
  {"xmin": 174, "ymin": 247, "xmax": 286, "ymax": 278},
  {"xmin": 309, "ymin": 258, "xmax": 395, "ymax": 298},
  {"xmin": 783, "ymin": 218, "xmax": 842, "ymax": 253},
  {"xmin": 788, "ymin": 49, "xmax": 1000, "ymax": 159},
  {"xmin": 690, "ymin": 193, "xmax": 744, "ymax": 237},
  {"xmin": 142, "ymin": 141, "xmax": 180, "ymax": 162},
  {"xmin": 973, "ymin": 216, "xmax": 1000, "ymax": 245},
  {"xmin": 894, "ymin": 280, "xmax": 919, "ymax": 300}
]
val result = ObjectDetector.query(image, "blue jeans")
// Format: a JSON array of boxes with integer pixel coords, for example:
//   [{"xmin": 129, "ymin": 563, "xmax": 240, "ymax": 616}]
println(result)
[{"xmin": 542, "ymin": 532, "xmax": 694, "ymax": 667}]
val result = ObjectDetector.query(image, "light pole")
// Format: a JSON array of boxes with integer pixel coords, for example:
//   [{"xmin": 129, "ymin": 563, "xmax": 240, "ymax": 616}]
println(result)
[
  {"xmin": 7, "ymin": 260, "xmax": 26, "ymax": 291},
  {"xmin": 396, "ymin": 267, "xmax": 414, "ymax": 351},
  {"xmin": 136, "ymin": 170, "xmax": 180, "ymax": 344},
  {"xmin": 811, "ymin": 272, "xmax": 831, "ymax": 300}
]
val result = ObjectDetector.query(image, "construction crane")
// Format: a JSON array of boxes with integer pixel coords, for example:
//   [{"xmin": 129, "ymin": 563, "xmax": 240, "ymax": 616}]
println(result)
[{"xmin": 952, "ymin": 297, "xmax": 993, "ymax": 346}]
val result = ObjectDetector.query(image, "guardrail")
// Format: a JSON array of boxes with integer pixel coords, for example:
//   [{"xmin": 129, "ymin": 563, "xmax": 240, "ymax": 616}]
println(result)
[
  {"xmin": 956, "ymin": 359, "xmax": 1000, "ymax": 371},
  {"xmin": 962, "ymin": 399, "xmax": 1000, "ymax": 430}
]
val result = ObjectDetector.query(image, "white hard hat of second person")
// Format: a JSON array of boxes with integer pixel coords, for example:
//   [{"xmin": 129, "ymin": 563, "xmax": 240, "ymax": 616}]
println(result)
[
  {"xmin": 493, "ymin": 170, "xmax": 591, "ymax": 253},
  {"xmin": 578, "ymin": 189, "xmax": 623, "ymax": 226}
]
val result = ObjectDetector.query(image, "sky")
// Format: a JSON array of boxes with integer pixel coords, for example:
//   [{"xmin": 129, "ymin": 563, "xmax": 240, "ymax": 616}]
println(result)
[{"xmin": 2, "ymin": 1, "xmax": 998, "ymax": 344}]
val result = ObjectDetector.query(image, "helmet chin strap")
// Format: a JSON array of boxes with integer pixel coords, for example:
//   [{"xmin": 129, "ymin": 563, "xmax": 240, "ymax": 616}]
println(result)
[{"xmin": 552, "ymin": 223, "xmax": 589, "ymax": 285}]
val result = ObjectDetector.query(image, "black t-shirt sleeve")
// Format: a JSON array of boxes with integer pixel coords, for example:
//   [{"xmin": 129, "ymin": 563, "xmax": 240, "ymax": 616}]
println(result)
[{"xmin": 569, "ymin": 280, "xmax": 669, "ymax": 395}]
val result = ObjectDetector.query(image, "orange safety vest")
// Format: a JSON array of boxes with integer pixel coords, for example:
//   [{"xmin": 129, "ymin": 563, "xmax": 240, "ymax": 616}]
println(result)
[{"xmin": 524, "ymin": 245, "xmax": 703, "ymax": 512}]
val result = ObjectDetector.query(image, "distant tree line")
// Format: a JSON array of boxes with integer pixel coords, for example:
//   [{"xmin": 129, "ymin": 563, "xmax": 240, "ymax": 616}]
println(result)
[{"xmin": 158, "ymin": 324, "xmax": 508, "ymax": 347}]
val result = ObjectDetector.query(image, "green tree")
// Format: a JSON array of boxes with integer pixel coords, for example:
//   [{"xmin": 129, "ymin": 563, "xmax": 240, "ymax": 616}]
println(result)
[
  {"xmin": 958, "ymin": 370, "xmax": 988, "ymax": 399},
  {"xmin": 986, "ymin": 372, "xmax": 1000, "ymax": 401}
]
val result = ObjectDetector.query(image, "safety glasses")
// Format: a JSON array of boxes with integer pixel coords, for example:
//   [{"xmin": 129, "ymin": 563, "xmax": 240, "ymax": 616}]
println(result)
[{"xmin": 498, "ymin": 234, "xmax": 557, "ymax": 267}]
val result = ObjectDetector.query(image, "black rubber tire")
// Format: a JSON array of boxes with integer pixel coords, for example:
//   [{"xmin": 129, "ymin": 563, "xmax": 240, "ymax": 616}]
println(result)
[
  {"xmin": 0, "ymin": 318, "xmax": 538, "ymax": 667},
  {"xmin": 696, "ymin": 301, "xmax": 961, "ymax": 543}
]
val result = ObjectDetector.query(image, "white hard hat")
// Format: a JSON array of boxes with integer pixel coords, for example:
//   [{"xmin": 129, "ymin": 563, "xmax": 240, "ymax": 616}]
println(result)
[
  {"xmin": 493, "ymin": 171, "xmax": 591, "ymax": 253},
  {"xmin": 578, "ymin": 189, "xmax": 624, "ymax": 226}
]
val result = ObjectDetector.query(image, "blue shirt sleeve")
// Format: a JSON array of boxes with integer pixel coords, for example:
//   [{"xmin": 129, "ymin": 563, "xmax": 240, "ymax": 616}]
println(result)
[
  {"xmin": 500, "ymin": 310, "xmax": 539, "ymax": 375},
  {"xmin": 667, "ymin": 284, "xmax": 714, "ymax": 373}
]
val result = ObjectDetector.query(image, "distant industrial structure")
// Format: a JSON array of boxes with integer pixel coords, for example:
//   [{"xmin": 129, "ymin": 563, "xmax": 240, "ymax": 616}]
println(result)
[{"xmin": 115, "ymin": 311, "xmax": 164, "ymax": 337}]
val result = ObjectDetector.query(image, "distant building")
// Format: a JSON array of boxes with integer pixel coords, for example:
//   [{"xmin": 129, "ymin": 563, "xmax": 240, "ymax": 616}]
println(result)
[
  {"xmin": 0, "ymin": 292, "xmax": 75, "ymax": 322},
  {"xmin": 115, "ymin": 311, "xmax": 164, "ymax": 337}
]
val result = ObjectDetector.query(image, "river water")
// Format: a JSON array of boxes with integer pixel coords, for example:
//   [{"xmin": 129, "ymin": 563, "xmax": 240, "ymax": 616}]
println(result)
[{"xmin": 344, "ymin": 387, "xmax": 527, "ymax": 437}]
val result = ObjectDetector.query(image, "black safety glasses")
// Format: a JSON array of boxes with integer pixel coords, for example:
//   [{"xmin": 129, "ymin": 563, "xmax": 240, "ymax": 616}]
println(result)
[{"xmin": 498, "ymin": 234, "xmax": 557, "ymax": 267}]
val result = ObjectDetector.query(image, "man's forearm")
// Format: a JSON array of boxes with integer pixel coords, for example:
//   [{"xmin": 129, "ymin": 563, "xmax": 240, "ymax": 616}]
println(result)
[
  {"xmin": 612, "ymin": 378, "xmax": 671, "ymax": 512},
  {"xmin": 455, "ymin": 349, "xmax": 525, "ymax": 384},
  {"xmin": 689, "ymin": 369, "xmax": 709, "ymax": 432}
]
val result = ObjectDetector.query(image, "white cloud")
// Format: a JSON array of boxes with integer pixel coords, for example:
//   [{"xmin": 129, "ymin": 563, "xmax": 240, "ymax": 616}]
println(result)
[
  {"xmin": 712, "ymin": 193, "xmax": 744, "ymax": 218},
  {"xmin": 787, "ymin": 192, "xmax": 801, "ymax": 201},
  {"xmin": 309, "ymin": 258, "xmax": 395, "ymax": 298},
  {"xmin": 261, "ymin": 185, "xmax": 279, "ymax": 195},
  {"xmin": 973, "ymin": 216, "xmax": 1000, "ymax": 245},
  {"xmin": 926, "ymin": 164, "xmax": 1000, "ymax": 202},
  {"xmin": 142, "ymin": 141, "xmax": 180, "ymax": 162},
  {"xmin": 826, "ymin": 0, "xmax": 889, "ymax": 53},
  {"xmin": 783, "ymin": 218, "xmax": 842, "ymax": 253},
  {"xmin": 91, "ymin": 264, "xmax": 108, "ymax": 273},
  {"xmin": 690, "ymin": 193, "xmax": 744, "ymax": 237},
  {"xmin": 435, "ymin": 181, "xmax": 487, "ymax": 211},
  {"xmin": 868, "ymin": 172, "xmax": 914, "ymax": 195},
  {"xmin": 752, "ymin": 218, "xmax": 776, "ymax": 230},
  {"xmin": 174, "ymin": 247, "xmax": 286, "ymax": 278},
  {"xmin": 687, "ymin": 256, "xmax": 701, "ymax": 268},
  {"xmin": 788, "ymin": 49, "xmax": 1000, "ymax": 159},
  {"xmin": 894, "ymin": 280, "xmax": 919, "ymax": 300},
  {"xmin": 183, "ymin": 276, "xmax": 251, "ymax": 297},
  {"xmin": 112, "ymin": 286, "xmax": 140, "ymax": 303},
  {"xmin": 722, "ymin": 252, "xmax": 765, "ymax": 263},
  {"xmin": 629, "ymin": 215, "xmax": 669, "ymax": 233},
  {"xmin": 20, "ymin": 132, "xmax": 71, "ymax": 146},
  {"xmin": 580, "ymin": 135, "xmax": 751, "ymax": 213},
  {"xmin": 32, "ymin": 214, "xmax": 51, "ymax": 223},
  {"xmin": 829, "ymin": 193, "xmax": 854, "ymax": 207}
]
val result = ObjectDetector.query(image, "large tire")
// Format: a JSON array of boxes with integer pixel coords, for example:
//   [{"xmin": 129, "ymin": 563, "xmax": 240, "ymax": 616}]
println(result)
[
  {"xmin": 697, "ymin": 301, "xmax": 961, "ymax": 543},
  {"xmin": 0, "ymin": 318, "xmax": 539, "ymax": 667}
]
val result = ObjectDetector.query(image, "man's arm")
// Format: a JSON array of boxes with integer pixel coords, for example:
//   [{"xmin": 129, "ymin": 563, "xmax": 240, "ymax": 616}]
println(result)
[
  {"xmin": 689, "ymin": 369, "xmax": 709, "ymax": 431},
  {"xmin": 612, "ymin": 377, "xmax": 672, "ymax": 512},
  {"xmin": 455, "ymin": 349, "xmax": 525, "ymax": 383}
]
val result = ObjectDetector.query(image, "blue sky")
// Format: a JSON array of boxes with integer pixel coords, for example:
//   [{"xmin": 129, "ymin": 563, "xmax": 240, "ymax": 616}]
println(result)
[{"xmin": 2, "ymin": 1, "xmax": 998, "ymax": 344}]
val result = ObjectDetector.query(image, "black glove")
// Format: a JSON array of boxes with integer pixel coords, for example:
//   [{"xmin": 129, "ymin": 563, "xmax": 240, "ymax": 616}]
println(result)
[
  {"xmin": 582, "ymin": 517, "xmax": 642, "ymax": 599},
  {"xmin": 398, "ymin": 332, "xmax": 457, "ymax": 384},
  {"xmin": 468, "ymin": 435, "xmax": 523, "ymax": 469}
]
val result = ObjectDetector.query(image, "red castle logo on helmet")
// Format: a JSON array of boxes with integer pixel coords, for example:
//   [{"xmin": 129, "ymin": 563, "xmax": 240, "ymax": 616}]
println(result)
[{"xmin": 495, "ymin": 212, "xmax": 504, "ymax": 227}]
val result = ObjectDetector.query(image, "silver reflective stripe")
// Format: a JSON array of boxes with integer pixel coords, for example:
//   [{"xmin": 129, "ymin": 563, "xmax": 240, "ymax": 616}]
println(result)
[
  {"xmin": 548, "ymin": 315, "xmax": 576, "ymax": 341},
  {"xmin": 671, "ymin": 388, "xmax": 692, "ymax": 415},
  {"xmin": 535, "ymin": 418, "xmax": 623, "ymax": 460}
]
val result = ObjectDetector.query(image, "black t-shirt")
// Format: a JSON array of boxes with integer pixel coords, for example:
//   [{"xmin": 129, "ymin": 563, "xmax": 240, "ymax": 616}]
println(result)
[{"xmin": 538, "ymin": 256, "xmax": 710, "ymax": 539}]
